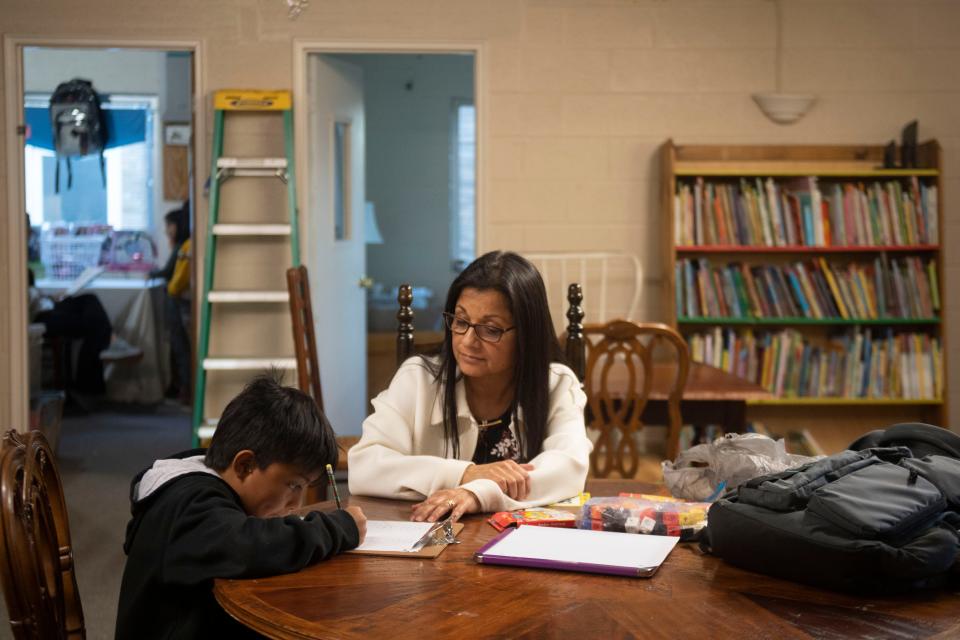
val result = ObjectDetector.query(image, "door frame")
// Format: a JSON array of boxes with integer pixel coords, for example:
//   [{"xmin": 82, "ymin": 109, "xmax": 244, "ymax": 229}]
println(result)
[
  {"xmin": 292, "ymin": 40, "xmax": 485, "ymax": 422},
  {"xmin": 291, "ymin": 38, "xmax": 486, "ymax": 293},
  {"xmin": 3, "ymin": 35, "xmax": 206, "ymax": 430}
]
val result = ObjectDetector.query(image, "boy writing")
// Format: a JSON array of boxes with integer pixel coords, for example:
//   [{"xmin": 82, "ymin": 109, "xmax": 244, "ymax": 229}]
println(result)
[{"xmin": 115, "ymin": 373, "xmax": 366, "ymax": 638}]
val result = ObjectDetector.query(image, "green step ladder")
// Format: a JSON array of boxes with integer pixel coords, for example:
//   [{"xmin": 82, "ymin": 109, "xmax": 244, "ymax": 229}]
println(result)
[{"xmin": 192, "ymin": 89, "xmax": 300, "ymax": 446}]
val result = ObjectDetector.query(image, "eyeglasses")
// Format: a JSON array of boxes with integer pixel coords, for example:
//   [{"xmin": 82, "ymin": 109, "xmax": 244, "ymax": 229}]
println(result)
[{"xmin": 443, "ymin": 312, "xmax": 515, "ymax": 344}]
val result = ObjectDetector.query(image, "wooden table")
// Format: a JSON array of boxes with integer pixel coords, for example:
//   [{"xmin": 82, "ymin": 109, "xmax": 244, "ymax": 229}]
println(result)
[
  {"xmin": 603, "ymin": 360, "xmax": 770, "ymax": 437},
  {"xmin": 214, "ymin": 480, "xmax": 960, "ymax": 639}
]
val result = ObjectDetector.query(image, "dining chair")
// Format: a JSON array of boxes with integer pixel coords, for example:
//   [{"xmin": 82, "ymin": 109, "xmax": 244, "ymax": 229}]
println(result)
[
  {"xmin": 580, "ymin": 320, "xmax": 690, "ymax": 478},
  {"xmin": 397, "ymin": 282, "xmax": 587, "ymax": 374},
  {"xmin": 0, "ymin": 429, "xmax": 85, "ymax": 639},
  {"xmin": 395, "ymin": 283, "xmax": 443, "ymax": 368},
  {"xmin": 286, "ymin": 266, "xmax": 359, "ymax": 501}
]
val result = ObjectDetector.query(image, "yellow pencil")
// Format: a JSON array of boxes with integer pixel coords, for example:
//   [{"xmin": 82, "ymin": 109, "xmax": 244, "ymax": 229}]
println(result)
[{"xmin": 325, "ymin": 463, "xmax": 342, "ymax": 509}]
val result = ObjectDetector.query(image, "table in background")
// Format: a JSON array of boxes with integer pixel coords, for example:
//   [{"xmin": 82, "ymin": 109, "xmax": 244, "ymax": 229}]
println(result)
[
  {"xmin": 37, "ymin": 276, "xmax": 169, "ymax": 403},
  {"xmin": 214, "ymin": 480, "xmax": 960, "ymax": 639},
  {"xmin": 606, "ymin": 361, "xmax": 771, "ymax": 435}
]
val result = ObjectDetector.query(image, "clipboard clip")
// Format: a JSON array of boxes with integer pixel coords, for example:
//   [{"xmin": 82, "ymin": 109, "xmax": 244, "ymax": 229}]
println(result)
[{"xmin": 409, "ymin": 516, "xmax": 461, "ymax": 552}]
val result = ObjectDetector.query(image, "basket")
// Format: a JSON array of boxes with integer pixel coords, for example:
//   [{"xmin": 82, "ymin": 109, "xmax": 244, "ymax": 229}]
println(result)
[{"xmin": 40, "ymin": 231, "xmax": 109, "ymax": 280}]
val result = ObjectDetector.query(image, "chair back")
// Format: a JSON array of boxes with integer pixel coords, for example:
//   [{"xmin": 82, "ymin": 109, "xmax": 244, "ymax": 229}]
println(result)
[
  {"xmin": 286, "ymin": 266, "xmax": 357, "ymax": 503},
  {"xmin": 398, "ymin": 282, "xmax": 587, "ymax": 376},
  {"xmin": 0, "ymin": 429, "xmax": 85, "ymax": 639},
  {"xmin": 395, "ymin": 284, "xmax": 443, "ymax": 368},
  {"xmin": 286, "ymin": 265, "xmax": 324, "ymax": 412},
  {"xmin": 581, "ymin": 321, "xmax": 690, "ymax": 477},
  {"xmin": 524, "ymin": 252, "xmax": 643, "ymax": 334}
]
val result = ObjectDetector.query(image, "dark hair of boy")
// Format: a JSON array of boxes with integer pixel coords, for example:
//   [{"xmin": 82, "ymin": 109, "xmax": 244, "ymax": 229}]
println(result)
[
  {"xmin": 205, "ymin": 371, "xmax": 339, "ymax": 475},
  {"xmin": 427, "ymin": 250, "xmax": 566, "ymax": 461}
]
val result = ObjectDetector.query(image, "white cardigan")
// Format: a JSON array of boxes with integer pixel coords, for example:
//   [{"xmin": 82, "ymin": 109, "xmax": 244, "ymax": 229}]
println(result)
[{"xmin": 348, "ymin": 357, "xmax": 592, "ymax": 512}]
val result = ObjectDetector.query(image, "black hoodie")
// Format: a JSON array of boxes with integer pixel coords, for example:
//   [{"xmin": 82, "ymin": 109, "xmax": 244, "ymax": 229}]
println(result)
[{"xmin": 115, "ymin": 449, "xmax": 359, "ymax": 639}]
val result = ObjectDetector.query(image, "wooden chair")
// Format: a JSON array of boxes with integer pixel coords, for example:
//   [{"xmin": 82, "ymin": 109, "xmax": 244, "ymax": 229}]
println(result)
[
  {"xmin": 286, "ymin": 266, "xmax": 359, "ymax": 500},
  {"xmin": 579, "ymin": 321, "xmax": 690, "ymax": 478},
  {"xmin": 0, "ymin": 429, "xmax": 85, "ymax": 639},
  {"xmin": 395, "ymin": 284, "xmax": 443, "ymax": 367},
  {"xmin": 397, "ymin": 282, "xmax": 587, "ymax": 373}
]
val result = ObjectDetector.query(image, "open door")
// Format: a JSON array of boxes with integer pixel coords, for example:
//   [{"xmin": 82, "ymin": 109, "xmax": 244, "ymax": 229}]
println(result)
[{"xmin": 306, "ymin": 54, "xmax": 367, "ymax": 436}]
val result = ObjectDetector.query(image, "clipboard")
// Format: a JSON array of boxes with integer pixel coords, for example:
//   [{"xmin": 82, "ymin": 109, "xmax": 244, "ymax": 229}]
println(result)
[
  {"xmin": 474, "ymin": 525, "xmax": 678, "ymax": 578},
  {"xmin": 346, "ymin": 521, "xmax": 464, "ymax": 559}
]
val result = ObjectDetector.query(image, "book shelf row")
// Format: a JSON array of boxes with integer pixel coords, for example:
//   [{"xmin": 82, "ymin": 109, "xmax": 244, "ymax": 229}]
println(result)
[
  {"xmin": 673, "ymin": 177, "xmax": 939, "ymax": 248},
  {"xmin": 676, "ymin": 256, "xmax": 940, "ymax": 322},
  {"xmin": 687, "ymin": 327, "xmax": 942, "ymax": 401}
]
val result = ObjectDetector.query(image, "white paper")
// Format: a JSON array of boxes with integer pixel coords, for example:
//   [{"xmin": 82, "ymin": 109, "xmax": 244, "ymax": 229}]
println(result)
[
  {"xmin": 352, "ymin": 520, "xmax": 436, "ymax": 553},
  {"xmin": 484, "ymin": 525, "xmax": 679, "ymax": 570},
  {"xmin": 63, "ymin": 265, "xmax": 106, "ymax": 298}
]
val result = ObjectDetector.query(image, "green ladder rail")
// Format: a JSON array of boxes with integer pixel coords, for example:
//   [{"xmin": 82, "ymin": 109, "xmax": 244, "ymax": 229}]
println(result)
[{"xmin": 192, "ymin": 90, "xmax": 300, "ymax": 446}]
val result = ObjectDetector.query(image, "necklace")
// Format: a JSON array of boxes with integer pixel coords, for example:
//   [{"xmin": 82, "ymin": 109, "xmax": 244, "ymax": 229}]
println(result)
[{"xmin": 477, "ymin": 417, "xmax": 503, "ymax": 429}]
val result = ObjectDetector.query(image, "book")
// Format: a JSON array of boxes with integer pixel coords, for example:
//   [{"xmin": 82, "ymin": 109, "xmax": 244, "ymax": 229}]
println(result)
[{"xmin": 474, "ymin": 523, "xmax": 679, "ymax": 578}]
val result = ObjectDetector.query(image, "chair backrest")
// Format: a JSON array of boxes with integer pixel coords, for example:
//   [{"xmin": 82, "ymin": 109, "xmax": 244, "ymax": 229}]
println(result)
[
  {"xmin": 395, "ymin": 284, "xmax": 443, "ymax": 368},
  {"xmin": 0, "ymin": 429, "xmax": 85, "ymax": 639},
  {"xmin": 398, "ymin": 282, "xmax": 588, "ymax": 377},
  {"xmin": 524, "ymin": 252, "xmax": 643, "ymax": 334},
  {"xmin": 286, "ymin": 265, "xmax": 324, "ymax": 412},
  {"xmin": 580, "ymin": 321, "xmax": 690, "ymax": 478}
]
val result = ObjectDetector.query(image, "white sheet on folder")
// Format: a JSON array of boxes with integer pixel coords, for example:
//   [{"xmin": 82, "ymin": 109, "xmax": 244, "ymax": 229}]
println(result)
[
  {"xmin": 352, "ymin": 520, "xmax": 435, "ymax": 552},
  {"xmin": 484, "ymin": 526, "xmax": 679, "ymax": 569}
]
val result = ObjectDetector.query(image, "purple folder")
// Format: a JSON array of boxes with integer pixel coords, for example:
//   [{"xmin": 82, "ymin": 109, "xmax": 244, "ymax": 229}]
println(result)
[{"xmin": 474, "ymin": 527, "xmax": 671, "ymax": 578}]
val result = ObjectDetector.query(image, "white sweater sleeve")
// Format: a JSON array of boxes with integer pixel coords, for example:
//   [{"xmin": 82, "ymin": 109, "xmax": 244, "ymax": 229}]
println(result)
[
  {"xmin": 348, "ymin": 361, "xmax": 472, "ymax": 501},
  {"xmin": 461, "ymin": 366, "xmax": 592, "ymax": 512}
]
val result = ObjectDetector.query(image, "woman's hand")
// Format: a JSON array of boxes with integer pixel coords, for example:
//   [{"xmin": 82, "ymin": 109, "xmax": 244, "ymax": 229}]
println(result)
[
  {"xmin": 411, "ymin": 488, "xmax": 480, "ymax": 523},
  {"xmin": 460, "ymin": 461, "xmax": 535, "ymax": 500}
]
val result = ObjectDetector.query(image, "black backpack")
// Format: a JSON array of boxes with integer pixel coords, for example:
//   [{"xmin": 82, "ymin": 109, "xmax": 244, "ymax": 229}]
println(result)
[
  {"xmin": 49, "ymin": 78, "xmax": 108, "ymax": 192},
  {"xmin": 701, "ymin": 423, "xmax": 960, "ymax": 593}
]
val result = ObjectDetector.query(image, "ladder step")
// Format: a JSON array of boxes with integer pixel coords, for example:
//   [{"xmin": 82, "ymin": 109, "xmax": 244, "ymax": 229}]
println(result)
[
  {"xmin": 203, "ymin": 357, "xmax": 298, "ymax": 371},
  {"xmin": 208, "ymin": 290, "xmax": 289, "ymax": 303},
  {"xmin": 197, "ymin": 423, "xmax": 218, "ymax": 440},
  {"xmin": 218, "ymin": 157, "xmax": 287, "ymax": 169},
  {"xmin": 212, "ymin": 224, "xmax": 291, "ymax": 236}
]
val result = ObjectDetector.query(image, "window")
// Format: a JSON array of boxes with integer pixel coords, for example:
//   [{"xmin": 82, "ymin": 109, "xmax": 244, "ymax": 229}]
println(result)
[
  {"xmin": 449, "ymin": 100, "xmax": 476, "ymax": 271},
  {"xmin": 24, "ymin": 94, "xmax": 155, "ymax": 232}
]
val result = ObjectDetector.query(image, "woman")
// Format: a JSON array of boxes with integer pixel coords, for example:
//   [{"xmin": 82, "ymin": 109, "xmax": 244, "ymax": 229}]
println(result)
[
  {"xmin": 348, "ymin": 251, "xmax": 591, "ymax": 522},
  {"xmin": 150, "ymin": 203, "xmax": 191, "ymax": 402}
]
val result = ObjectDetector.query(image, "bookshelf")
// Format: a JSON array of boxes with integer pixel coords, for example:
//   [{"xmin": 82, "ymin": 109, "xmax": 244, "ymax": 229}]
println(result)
[{"xmin": 661, "ymin": 140, "xmax": 946, "ymax": 427}]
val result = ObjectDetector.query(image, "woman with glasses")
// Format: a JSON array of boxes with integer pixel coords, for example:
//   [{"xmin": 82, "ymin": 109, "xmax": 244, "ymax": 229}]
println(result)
[{"xmin": 348, "ymin": 251, "xmax": 591, "ymax": 522}]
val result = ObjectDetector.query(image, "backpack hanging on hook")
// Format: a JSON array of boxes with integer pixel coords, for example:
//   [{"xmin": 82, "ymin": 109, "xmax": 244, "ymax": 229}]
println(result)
[{"xmin": 49, "ymin": 78, "xmax": 108, "ymax": 192}]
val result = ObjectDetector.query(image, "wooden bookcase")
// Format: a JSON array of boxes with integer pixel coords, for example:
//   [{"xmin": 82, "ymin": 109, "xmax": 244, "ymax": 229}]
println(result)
[{"xmin": 660, "ymin": 140, "xmax": 947, "ymax": 433}]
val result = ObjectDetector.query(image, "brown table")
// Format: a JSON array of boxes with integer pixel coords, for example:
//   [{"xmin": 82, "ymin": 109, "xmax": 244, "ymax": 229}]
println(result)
[
  {"xmin": 214, "ymin": 480, "xmax": 960, "ymax": 639},
  {"xmin": 606, "ymin": 361, "xmax": 771, "ymax": 436}
]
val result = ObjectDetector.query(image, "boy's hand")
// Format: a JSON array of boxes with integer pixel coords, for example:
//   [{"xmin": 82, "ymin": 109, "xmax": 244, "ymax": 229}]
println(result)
[
  {"xmin": 460, "ymin": 461, "xmax": 535, "ymax": 500},
  {"xmin": 345, "ymin": 506, "xmax": 367, "ymax": 545}
]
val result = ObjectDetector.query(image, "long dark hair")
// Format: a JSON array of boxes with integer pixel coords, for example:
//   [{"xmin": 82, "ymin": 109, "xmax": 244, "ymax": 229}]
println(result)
[{"xmin": 428, "ymin": 251, "xmax": 565, "ymax": 460}]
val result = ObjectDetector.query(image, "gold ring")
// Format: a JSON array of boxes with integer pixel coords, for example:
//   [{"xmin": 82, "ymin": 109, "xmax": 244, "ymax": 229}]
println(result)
[{"xmin": 446, "ymin": 499, "xmax": 456, "ymax": 508}]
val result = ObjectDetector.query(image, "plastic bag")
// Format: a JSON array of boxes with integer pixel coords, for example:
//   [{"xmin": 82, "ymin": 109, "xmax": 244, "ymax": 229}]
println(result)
[{"xmin": 662, "ymin": 433, "xmax": 822, "ymax": 501}]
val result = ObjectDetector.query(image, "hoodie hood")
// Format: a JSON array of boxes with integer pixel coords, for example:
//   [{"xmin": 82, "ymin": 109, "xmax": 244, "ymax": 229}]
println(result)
[
  {"xmin": 123, "ymin": 448, "xmax": 225, "ymax": 554},
  {"xmin": 134, "ymin": 453, "xmax": 221, "ymax": 503}
]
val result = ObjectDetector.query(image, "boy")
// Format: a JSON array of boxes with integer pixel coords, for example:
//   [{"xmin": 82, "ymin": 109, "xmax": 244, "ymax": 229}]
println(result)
[{"xmin": 115, "ymin": 373, "xmax": 366, "ymax": 638}]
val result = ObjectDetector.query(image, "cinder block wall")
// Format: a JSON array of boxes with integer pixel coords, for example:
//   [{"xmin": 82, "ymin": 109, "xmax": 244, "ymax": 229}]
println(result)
[{"xmin": 2, "ymin": 0, "xmax": 958, "ymax": 430}]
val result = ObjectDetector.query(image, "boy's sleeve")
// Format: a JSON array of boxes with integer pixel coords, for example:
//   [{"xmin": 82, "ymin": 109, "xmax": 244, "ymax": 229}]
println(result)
[{"xmin": 159, "ymin": 479, "xmax": 360, "ymax": 585}]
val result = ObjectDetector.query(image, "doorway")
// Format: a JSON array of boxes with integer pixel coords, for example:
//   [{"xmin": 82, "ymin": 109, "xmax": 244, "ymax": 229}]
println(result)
[{"xmin": 299, "ymin": 47, "xmax": 479, "ymax": 436}]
